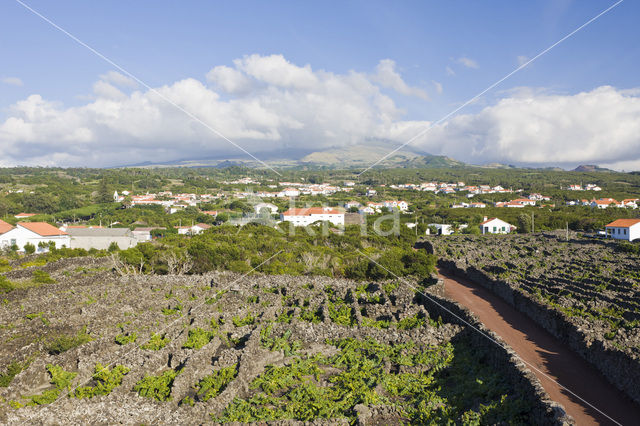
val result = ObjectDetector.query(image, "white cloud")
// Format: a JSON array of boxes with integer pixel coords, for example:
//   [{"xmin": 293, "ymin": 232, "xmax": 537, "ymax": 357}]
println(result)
[
  {"xmin": 517, "ymin": 55, "xmax": 530, "ymax": 67},
  {"xmin": 445, "ymin": 66, "xmax": 455, "ymax": 76},
  {"xmin": 411, "ymin": 86, "xmax": 640, "ymax": 169},
  {"xmin": 456, "ymin": 57, "xmax": 479, "ymax": 69},
  {"xmin": 432, "ymin": 81, "xmax": 443, "ymax": 94},
  {"xmin": 206, "ymin": 65, "xmax": 252, "ymax": 93},
  {"xmin": 99, "ymin": 71, "xmax": 137, "ymax": 88},
  {"xmin": 1, "ymin": 55, "xmax": 639, "ymax": 170},
  {"xmin": 2, "ymin": 77, "xmax": 23, "ymax": 86},
  {"xmin": 0, "ymin": 55, "xmax": 403, "ymax": 167},
  {"xmin": 371, "ymin": 59, "xmax": 428, "ymax": 100}
]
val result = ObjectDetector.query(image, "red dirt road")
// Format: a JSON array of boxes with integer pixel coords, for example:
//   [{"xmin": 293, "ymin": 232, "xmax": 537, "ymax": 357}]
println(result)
[{"xmin": 439, "ymin": 269, "xmax": 640, "ymax": 425}]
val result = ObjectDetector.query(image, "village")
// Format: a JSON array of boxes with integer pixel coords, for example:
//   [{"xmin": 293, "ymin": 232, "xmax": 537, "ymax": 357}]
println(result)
[{"xmin": 1, "ymin": 174, "xmax": 639, "ymax": 253}]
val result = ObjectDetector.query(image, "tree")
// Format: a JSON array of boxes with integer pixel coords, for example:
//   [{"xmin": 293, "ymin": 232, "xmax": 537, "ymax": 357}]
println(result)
[
  {"xmin": 517, "ymin": 214, "xmax": 532, "ymax": 234},
  {"xmin": 24, "ymin": 243, "xmax": 35, "ymax": 254},
  {"xmin": 96, "ymin": 178, "xmax": 112, "ymax": 204}
]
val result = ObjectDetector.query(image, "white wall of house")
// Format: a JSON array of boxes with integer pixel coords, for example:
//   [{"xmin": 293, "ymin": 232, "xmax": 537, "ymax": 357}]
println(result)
[
  {"xmin": 606, "ymin": 224, "xmax": 640, "ymax": 241},
  {"xmin": 481, "ymin": 219, "xmax": 514, "ymax": 234},
  {"xmin": 281, "ymin": 213, "xmax": 345, "ymax": 227},
  {"xmin": 0, "ymin": 227, "xmax": 70, "ymax": 252}
]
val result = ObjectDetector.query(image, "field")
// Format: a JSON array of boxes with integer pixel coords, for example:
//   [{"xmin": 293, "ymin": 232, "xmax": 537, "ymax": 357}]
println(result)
[
  {"xmin": 0, "ymin": 256, "xmax": 557, "ymax": 424},
  {"xmin": 433, "ymin": 234, "xmax": 640, "ymax": 356},
  {"xmin": 431, "ymin": 233, "xmax": 640, "ymax": 403}
]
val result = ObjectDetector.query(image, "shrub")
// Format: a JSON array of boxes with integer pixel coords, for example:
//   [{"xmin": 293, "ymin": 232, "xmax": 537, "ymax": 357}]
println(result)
[
  {"xmin": 73, "ymin": 364, "xmax": 130, "ymax": 398},
  {"xmin": 0, "ymin": 276, "xmax": 14, "ymax": 293},
  {"xmin": 195, "ymin": 364, "xmax": 238, "ymax": 402},
  {"xmin": 45, "ymin": 328, "xmax": 92, "ymax": 355},
  {"xmin": 33, "ymin": 270, "xmax": 55, "ymax": 284},
  {"xmin": 23, "ymin": 243, "xmax": 35, "ymax": 255},
  {"xmin": 115, "ymin": 332, "xmax": 138, "ymax": 345},
  {"xmin": 141, "ymin": 333, "xmax": 169, "ymax": 350},
  {"xmin": 182, "ymin": 328, "xmax": 215, "ymax": 350},
  {"xmin": 134, "ymin": 368, "xmax": 181, "ymax": 401}
]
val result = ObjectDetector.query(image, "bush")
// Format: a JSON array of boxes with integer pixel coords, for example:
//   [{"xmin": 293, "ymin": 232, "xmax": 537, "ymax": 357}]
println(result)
[
  {"xmin": 33, "ymin": 270, "xmax": 55, "ymax": 284},
  {"xmin": 45, "ymin": 328, "xmax": 93, "ymax": 355},
  {"xmin": 23, "ymin": 243, "xmax": 36, "ymax": 254},
  {"xmin": 0, "ymin": 275, "xmax": 14, "ymax": 293},
  {"xmin": 134, "ymin": 369, "xmax": 181, "ymax": 401}
]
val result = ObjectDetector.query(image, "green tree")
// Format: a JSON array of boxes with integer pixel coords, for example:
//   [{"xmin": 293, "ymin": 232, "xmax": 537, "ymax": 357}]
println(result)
[
  {"xmin": 96, "ymin": 179, "xmax": 112, "ymax": 204},
  {"xmin": 24, "ymin": 243, "xmax": 36, "ymax": 254}
]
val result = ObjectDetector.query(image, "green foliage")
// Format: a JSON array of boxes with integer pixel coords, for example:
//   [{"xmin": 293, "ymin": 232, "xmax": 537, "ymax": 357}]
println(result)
[
  {"xmin": 195, "ymin": 364, "xmax": 238, "ymax": 402},
  {"xmin": 134, "ymin": 368, "xmax": 181, "ymax": 401},
  {"xmin": 0, "ymin": 361, "xmax": 28, "ymax": 387},
  {"xmin": 23, "ymin": 243, "xmax": 36, "ymax": 255},
  {"xmin": 327, "ymin": 299, "xmax": 355, "ymax": 327},
  {"xmin": 396, "ymin": 313, "xmax": 426, "ymax": 330},
  {"xmin": 73, "ymin": 364, "xmax": 130, "ymax": 398},
  {"xmin": 141, "ymin": 333, "xmax": 169, "ymax": 350},
  {"xmin": 114, "ymin": 332, "xmax": 138, "ymax": 345},
  {"xmin": 32, "ymin": 270, "xmax": 55, "ymax": 284},
  {"xmin": 182, "ymin": 328, "xmax": 215, "ymax": 350},
  {"xmin": 232, "ymin": 313, "xmax": 256, "ymax": 327},
  {"xmin": 45, "ymin": 328, "xmax": 93, "ymax": 355},
  {"xmin": 260, "ymin": 324, "xmax": 301, "ymax": 356},
  {"xmin": 0, "ymin": 275, "xmax": 14, "ymax": 293},
  {"xmin": 25, "ymin": 364, "xmax": 77, "ymax": 406}
]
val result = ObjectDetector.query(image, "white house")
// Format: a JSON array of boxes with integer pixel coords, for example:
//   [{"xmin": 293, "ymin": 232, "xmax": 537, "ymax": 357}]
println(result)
[
  {"xmin": 0, "ymin": 220, "xmax": 12, "ymax": 238},
  {"xmin": 605, "ymin": 219, "xmax": 640, "ymax": 241},
  {"xmin": 428, "ymin": 224, "xmax": 454, "ymax": 235},
  {"xmin": 254, "ymin": 203, "xmax": 278, "ymax": 215},
  {"xmin": 480, "ymin": 217, "xmax": 516, "ymax": 234},
  {"xmin": 281, "ymin": 207, "xmax": 344, "ymax": 227},
  {"xmin": 344, "ymin": 201, "xmax": 361, "ymax": 210},
  {"xmin": 67, "ymin": 228, "xmax": 138, "ymax": 250},
  {"xmin": 0, "ymin": 222, "xmax": 70, "ymax": 252}
]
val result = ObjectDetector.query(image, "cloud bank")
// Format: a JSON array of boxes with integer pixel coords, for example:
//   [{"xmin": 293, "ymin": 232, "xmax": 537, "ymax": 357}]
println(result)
[{"xmin": 1, "ymin": 54, "xmax": 639, "ymax": 170}]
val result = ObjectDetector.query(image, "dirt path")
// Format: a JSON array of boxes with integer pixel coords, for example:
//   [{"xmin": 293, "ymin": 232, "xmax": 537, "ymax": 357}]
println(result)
[{"xmin": 439, "ymin": 269, "xmax": 640, "ymax": 426}]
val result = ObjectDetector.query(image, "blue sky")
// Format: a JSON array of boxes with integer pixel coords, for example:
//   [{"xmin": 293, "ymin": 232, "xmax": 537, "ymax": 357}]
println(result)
[{"xmin": 1, "ymin": 0, "xmax": 639, "ymax": 169}]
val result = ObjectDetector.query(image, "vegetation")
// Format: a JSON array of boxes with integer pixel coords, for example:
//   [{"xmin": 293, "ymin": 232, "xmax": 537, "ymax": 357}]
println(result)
[
  {"xmin": 73, "ymin": 364, "xmax": 130, "ymax": 398},
  {"xmin": 195, "ymin": 364, "xmax": 238, "ymax": 402},
  {"xmin": 134, "ymin": 368, "xmax": 181, "ymax": 401},
  {"xmin": 45, "ymin": 328, "xmax": 93, "ymax": 355}
]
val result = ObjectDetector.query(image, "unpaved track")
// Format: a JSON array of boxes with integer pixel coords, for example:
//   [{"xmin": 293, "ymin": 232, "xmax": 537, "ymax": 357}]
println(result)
[{"xmin": 439, "ymin": 269, "xmax": 640, "ymax": 426}]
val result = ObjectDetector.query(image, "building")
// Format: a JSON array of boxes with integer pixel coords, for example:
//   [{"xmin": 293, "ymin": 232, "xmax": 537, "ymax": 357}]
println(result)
[
  {"xmin": 428, "ymin": 224, "xmax": 454, "ymax": 235},
  {"xmin": 14, "ymin": 213, "xmax": 37, "ymax": 219},
  {"xmin": 605, "ymin": 219, "xmax": 640, "ymax": 241},
  {"xmin": 0, "ymin": 220, "xmax": 12, "ymax": 236},
  {"xmin": 0, "ymin": 222, "xmax": 70, "ymax": 252},
  {"xmin": 480, "ymin": 217, "xmax": 516, "ymax": 234},
  {"xmin": 281, "ymin": 207, "xmax": 344, "ymax": 227},
  {"xmin": 67, "ymin": 228, "xmax": 138, "ymax": 250},
  {"xmin": 254, "ymin": 203, "xmax": 278, "ymax": 215}
]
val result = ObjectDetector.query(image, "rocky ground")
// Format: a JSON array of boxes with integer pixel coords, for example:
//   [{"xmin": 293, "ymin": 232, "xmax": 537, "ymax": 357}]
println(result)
[
  {"xmin": 432, "ymin": 232, "xmax": 640, "ymax": 359},
  {"xmin": 0, "ymin": 256, "xmax": 564, "ymax": 424}
]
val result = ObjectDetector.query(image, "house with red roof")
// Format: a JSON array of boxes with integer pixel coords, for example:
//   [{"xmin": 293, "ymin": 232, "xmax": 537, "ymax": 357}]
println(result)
[
  {"xmin": 281, "ymin": 207, "xmax": 344, "ymax": 227},
  {"xmin": 14, "ymin": 213, "xmax": 37, "ymax": 219},
  {"xmin": 0, "ymin": 219, "xmax": 12, "ymax": 236},
  {"xmin": 0, "ymin": 222, "xmax": 70, "ymax": 252},
  {"xmin": 605, "ymin": 219, "xmax": 640, "ymax": 241}
]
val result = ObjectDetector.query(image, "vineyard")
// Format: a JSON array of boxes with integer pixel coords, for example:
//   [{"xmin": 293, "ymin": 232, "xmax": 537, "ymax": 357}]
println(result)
[
  {"xmin": 432, "ymin": 233, "xmax": 640, "ymax": 403},
  {"xmin": 0, "ymin": 256, "xmax": 561, "ymax": 424}
]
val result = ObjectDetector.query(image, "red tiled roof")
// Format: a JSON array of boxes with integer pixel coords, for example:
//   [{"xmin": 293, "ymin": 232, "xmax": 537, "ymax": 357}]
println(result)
[
  {"xmin": 282, "ymin": 208, "xmax": 342, "ymax": 216},
  {"xmin": 0, "ymin": 219, "xmax": 13, "ymax": 234},
  {"xmin": 18, "ymin": 222, "xmax": 68, "ymax": 237},
  {"xmin": 605, "ymin": 219, "xmax": 640, "ymax": 228},
  {"xmin": 15, "ymin": 213, "xmax": 36, "ymax": 217}
]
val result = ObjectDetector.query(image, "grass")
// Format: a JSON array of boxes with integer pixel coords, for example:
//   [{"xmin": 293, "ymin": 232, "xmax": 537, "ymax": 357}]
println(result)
[{"xmin": 45, "ymin": 328, "xmax": 93, "ymax": 355}]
